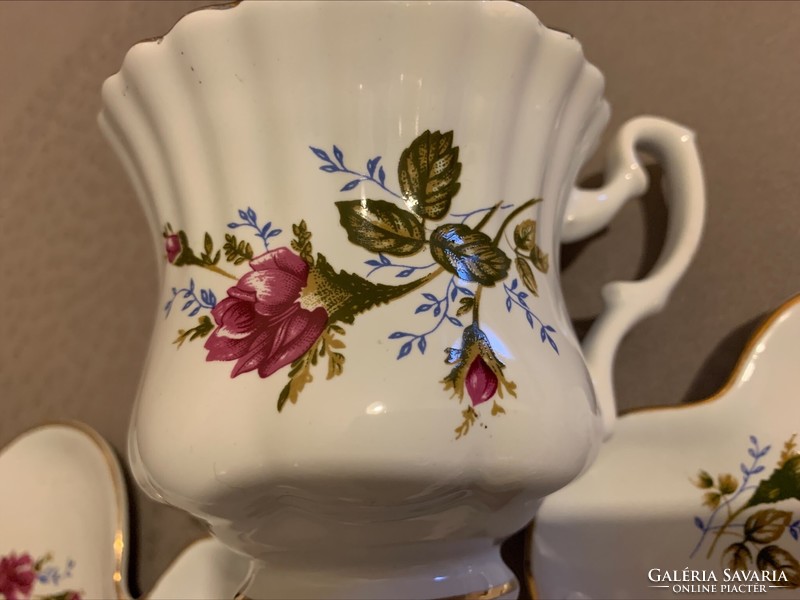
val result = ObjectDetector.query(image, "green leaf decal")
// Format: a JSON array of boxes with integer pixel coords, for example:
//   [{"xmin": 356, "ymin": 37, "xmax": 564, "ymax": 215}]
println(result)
[
  {"xmin": 291, "ymin": 220, "xmax": 314, "ymax": 264},
  {"xmin": 756, "ymin": 546, "xmax": 800, "ymax": 588},
  {"xmin": 429, "ymin": 223, "xmax": 510, "ymax": 285},
  {"xmin": 531, "ymin": 244, "xmax": 550, "ymax": 274},
  {"xmin": 513, "ymin": 219, "xmax": 537, "ymax": 251},
  {"xmin": 223, "ymin": 233, "xmax": 254, "ymax": 265},
  {"xmin": 723, "ymin": 543, "xmax": 752, "ymax": 571},
  {"xmin": 744, "ymin": 509, "xmax": 792, "ymax": 544},
  {"xmin": 718, "ymin": 473, "xmax": 739, "ymax": 495},
  {"xmin": 398, "ymin": 130, "xmax": 462, "ymax": 220},
  {"xmin": 456, "ymin": 296, "xmax": 474, "ymax": 317},
  {"xmin": 745, "ymin": 455, "xmax": 800, "ymax": 507},
  {"xmin": 515, "ymin": 257, "xmax": 539, "ymax": 296},
  {"xmin": 693, "ymin": 469, "xmax": 715, "ymax": 489},
  {"xmin": 173, "ymin": 315, "xmax": 214, "ymax": 348},
  {"xmin": 336, "ymin": 199, "xmax": 425, "ymax": 257}
]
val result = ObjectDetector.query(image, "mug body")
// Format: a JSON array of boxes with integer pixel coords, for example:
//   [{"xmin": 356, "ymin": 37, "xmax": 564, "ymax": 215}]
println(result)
[{"xmin": 100, "ymin": 1, "xmax": 608, "ymax": 596}]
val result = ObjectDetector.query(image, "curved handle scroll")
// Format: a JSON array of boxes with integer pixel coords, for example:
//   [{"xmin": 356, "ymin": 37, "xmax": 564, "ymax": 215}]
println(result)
[{"xmin": 563, "ymin": 116, "xmax": 706, "ymax": 439}]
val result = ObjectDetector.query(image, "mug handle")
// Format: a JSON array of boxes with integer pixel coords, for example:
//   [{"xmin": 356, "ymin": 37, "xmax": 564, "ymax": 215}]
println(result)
[{"xmin": 561, "ymin": 116, "xmax": 706, "ymax": 439}]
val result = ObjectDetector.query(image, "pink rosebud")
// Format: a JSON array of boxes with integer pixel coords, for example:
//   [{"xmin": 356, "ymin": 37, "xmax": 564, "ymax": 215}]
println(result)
[
  {"xmin": 0, "ymin": 552, "xmax": 36, "ymax": 600},
  {"xmin": 465, "ymin": 355, "xmax": 498, "ymax": 406},
  {"xmin": 165, "ymin": 234, "xmax": 182, "ymax": 263}
]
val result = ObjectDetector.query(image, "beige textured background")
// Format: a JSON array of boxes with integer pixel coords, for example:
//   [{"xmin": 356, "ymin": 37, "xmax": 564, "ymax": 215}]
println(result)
[{"xmin": 1, "ymin": 1, "xmax": 798, "ymax": 596}]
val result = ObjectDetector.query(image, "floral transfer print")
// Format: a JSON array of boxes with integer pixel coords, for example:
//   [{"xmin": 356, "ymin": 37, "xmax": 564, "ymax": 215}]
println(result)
[
  {"xmin": 163, "ymin": 130, "xmax": 558, "ymax": 438},
  {"xmin": 204, "ymin": 248, "xmax": 328, "ymax": 378},
  {"xmin": 0, "ymin": 552, "xmax": 80, "ymax": 600},
  {"xmin": 691, "ymin": 435, "xmax": 800, "ymax": 587}
]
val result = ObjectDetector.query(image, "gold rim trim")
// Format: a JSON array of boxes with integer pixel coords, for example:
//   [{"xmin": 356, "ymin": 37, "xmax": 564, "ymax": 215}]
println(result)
[
  {"xmin": 440, "ymin": 579, "xmax": 518, "ymax": 600},
  {"xmin": 235, "ymin": 578, "xmax": 517, "ymax": 600},
  {"xmin": 525, "ymin": 293, "xmax": 800, "ymax": 599},
  {"xmin": 0, "ymin": 420, "xmax": 130, "ymax": 600},
  {"xmin": 618, "ymin": 292, "xmax": 800, "ymax": 418}
]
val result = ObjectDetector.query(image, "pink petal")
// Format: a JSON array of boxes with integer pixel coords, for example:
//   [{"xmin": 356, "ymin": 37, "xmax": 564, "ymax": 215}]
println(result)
[
  {"xmin": 204, "ymin": 327, "xmax": 256, "ymax": 362},
  {"xmin": 230, "ymin": 327, "xmax": 280, "ymax": 377},
  {"xmin": 239, "ymin": 269, "xmax": 306, "ymax": 314},
  {"xmin": 465, "ymin": 356, "xmax": 498, "ymax": 406},
  {"xmin": 250, "ymin": 247, "xmax": 309, "ymax": 278},
  {"xmin": 213, "ymin": 298, "xmax": 256, "ymax": 339},
  {"xmin": 256, "ymin": 305, "xmax": 328, "ymax": 378}
]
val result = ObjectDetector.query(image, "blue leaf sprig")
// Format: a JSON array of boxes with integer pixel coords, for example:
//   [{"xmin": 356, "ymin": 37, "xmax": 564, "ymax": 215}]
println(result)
[
  {"xmin": 164, "ymin": 278, "xmax": 217, "ymax": 317},
  {"xmin": 228, "ymin": 206, "xmax": 282, "ymax": 251},
  {"xmin": 690, "ymin": 435, "xmax": 770, "ymax": 557},
  {"xmin": 503, "ymin": 279, "xmax": 558, "ymax": 354},
  {"xmin": 310, "ymin": 145, "xmax": 401, "ymax": 199},
  {"xmin": 388, "ymin": 276, "xmax": 474, "ymax": 358}
]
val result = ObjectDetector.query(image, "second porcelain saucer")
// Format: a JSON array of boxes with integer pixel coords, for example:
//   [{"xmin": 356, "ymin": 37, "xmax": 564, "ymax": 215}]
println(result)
[{"xmin": 530, "ymin": 295, "xmax": 800, "ymax": 599}]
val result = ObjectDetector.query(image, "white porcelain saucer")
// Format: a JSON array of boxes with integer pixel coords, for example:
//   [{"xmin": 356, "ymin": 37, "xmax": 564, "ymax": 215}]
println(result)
[
  {"xmin": 529, "ymin": 295, "xmax": 800, "ymax": 599},
  {"xmin": 0, "ymin": 422, "xmax": 250, "ymax": 600}
]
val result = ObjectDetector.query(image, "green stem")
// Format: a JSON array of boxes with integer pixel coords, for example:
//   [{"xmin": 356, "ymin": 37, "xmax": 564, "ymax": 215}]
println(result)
[
  {"xmin": 202, "ymin": 263, "xmax": 238, "ymax": 280},
  {"xmin": 706, "ymin": 505, "xmax": 746, "ymax": 559},
  {"xmin": 474, "ymin": 201, "xmax": 504, "ymax": 232},
  {"xmin": 472, "ymin": 285, "xmax": 483, "ymax": 325},
  {"xmin": 492, "ymin": 198, "xmax": 541, "ymax": 246}
]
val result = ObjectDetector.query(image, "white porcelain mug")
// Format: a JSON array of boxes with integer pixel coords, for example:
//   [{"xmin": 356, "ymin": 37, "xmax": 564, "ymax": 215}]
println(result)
[{"xmin": 99, "ymin": 2, "xmax": 705, "ymax": 598}]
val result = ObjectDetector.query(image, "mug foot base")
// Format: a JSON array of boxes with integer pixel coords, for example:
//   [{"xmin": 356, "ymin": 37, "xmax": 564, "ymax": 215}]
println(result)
[{"xmin": 237, "ymin": 542, "xmax": 518, "ymax": 600}]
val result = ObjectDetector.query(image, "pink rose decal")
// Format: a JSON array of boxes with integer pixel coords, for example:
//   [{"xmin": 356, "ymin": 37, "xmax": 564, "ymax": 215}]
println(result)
[
  {"xmin": 0, "ymin": 553, "xmax": 35, "ymax": 600},
  {"xmin": 205, "ymin": 248, "xmax": 328, "ymax": 378},
  {"xmin": 465, "ymin": 355, "xmax": 499, "ymax": 406}
]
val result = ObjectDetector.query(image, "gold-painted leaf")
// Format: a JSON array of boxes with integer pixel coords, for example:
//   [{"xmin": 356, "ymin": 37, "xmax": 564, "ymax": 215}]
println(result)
[
  {"xmin": 429, "ymin": 223, "xmax": 511, "ymax": 286},
  {"xmin": 456, "ymin": 297, "xmax": 474, "ymax": 317},
  {"xmin": 223, "ymin": 233, "xmax": 254, "ymax": 266},
  {"xmin": 744, "ymin": 509, "xmax": 792, "ymax": 544},
  {"xmin": 693, "ymin": 470, "xmax": 715, "ymax": 489},
  {"xmin": 703, "ymin": 491, "xmax": 722, "ymax": 509},
  {"xmin": 336, "ymin": 199, "xmax": 425, "ymax": 256},
  {"xmin": 723, "ymin": 542, "xmax": 752, "ymax": 571},
  {"xmin": 513, "ymin": 219, "xmax": 537, "ymax": 251},
  {"xmin": 173, "ymin": 315, "xmax": 214, "ymax": 348},
  {"xmin": 746, "ymin": 455, "xmax": 800, "ymax": 507},
  {"xmin": 398, "ymin": 130, "xmax": 461, "ymax": 220},
  {"xmin": 780, "ymin": 434, "xmax": 798, "ymax": 467},
  {"xmin": 531, "ymin": 244, "xmax": 550, "ymax": 274},
  {"xmin": 515, "ymin": 257, "xmax": 539, "ymax": 296},
  {"xmin": 291, "ymin": 220, "xmax": 314, "ymax": 264},
  {"xmin": 756, "ymin": 546, "xmax": 800, "ymax": 588},
  {"xmin": 455, "ymin": 406, "xmax": 477, "ymax": 440},
  {"xmin": 718, "ymin": 473, "xmax": 739, "ymax": 495}
]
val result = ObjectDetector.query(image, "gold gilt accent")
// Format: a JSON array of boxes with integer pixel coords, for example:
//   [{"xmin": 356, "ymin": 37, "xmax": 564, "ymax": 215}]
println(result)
[
  {"xmin": 439, "ymin": 579, "xmax": 519, "ymax": 600},
  {"xmin": 525, "ymin": 293, "xmax": 800, "ymax": 599}
]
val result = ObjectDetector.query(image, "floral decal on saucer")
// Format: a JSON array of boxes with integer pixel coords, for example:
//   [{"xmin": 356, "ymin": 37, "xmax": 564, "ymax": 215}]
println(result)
[
  {"xmin": 162, "ymin": 130, "xmax": 558, "ymax": 438},
  {"xmin": 691, "ymin": 434, "xmax": 800, "ymax": 586},
  {"xmin": 0, "ymin": 552, "xmax": 80, "ymax": 600}
]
